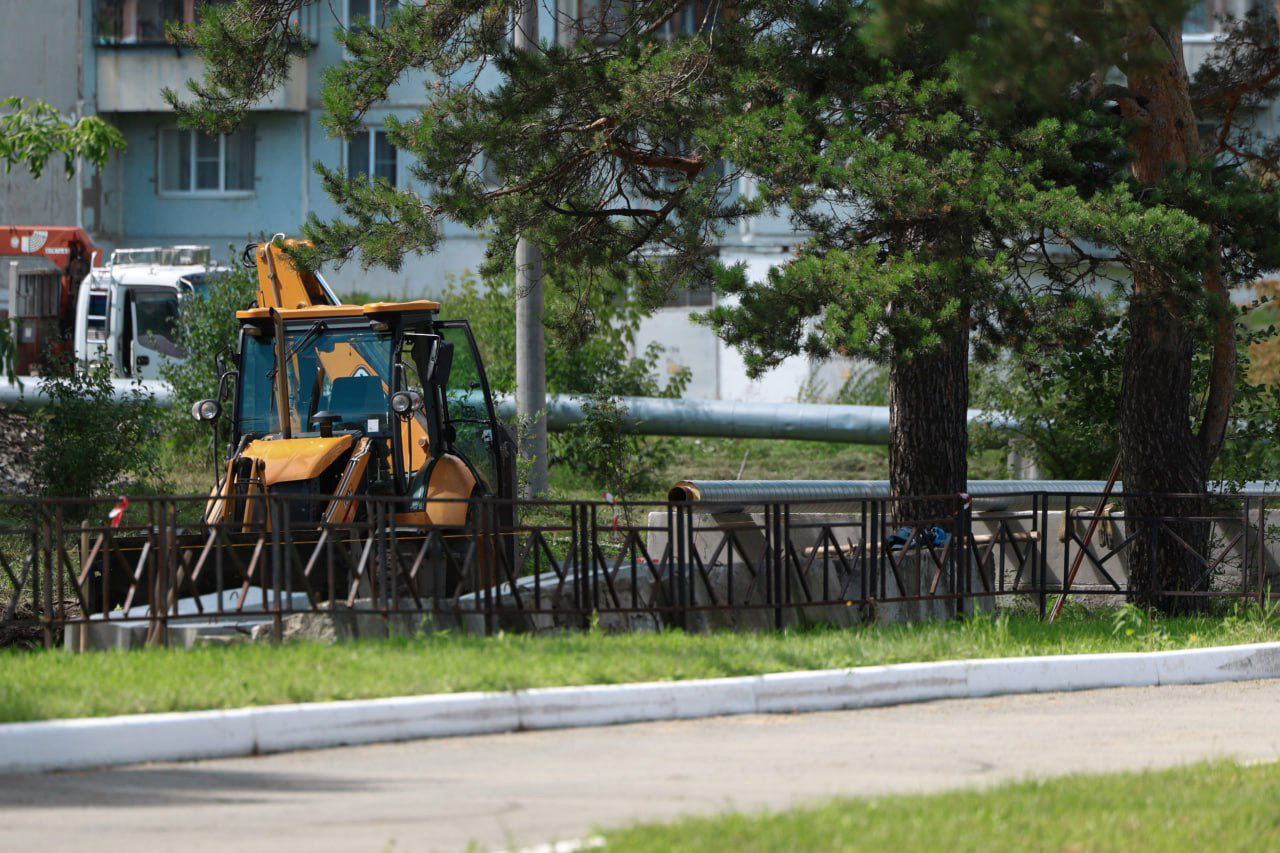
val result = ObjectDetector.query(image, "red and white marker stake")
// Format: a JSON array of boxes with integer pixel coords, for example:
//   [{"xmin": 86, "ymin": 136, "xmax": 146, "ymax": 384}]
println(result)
[
  {"xmin": 107, "ymin": 496, "xmax": 129, "ymax": 529},
  {"xmin": 603, "ymin": 492, "xmax": 620, "ymax": 533}
]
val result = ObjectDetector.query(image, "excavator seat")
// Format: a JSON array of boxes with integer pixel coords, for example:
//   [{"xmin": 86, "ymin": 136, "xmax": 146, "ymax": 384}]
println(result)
[{"xmin": 328, "ymin": 375, "xmax": 386, "ymax": 428}]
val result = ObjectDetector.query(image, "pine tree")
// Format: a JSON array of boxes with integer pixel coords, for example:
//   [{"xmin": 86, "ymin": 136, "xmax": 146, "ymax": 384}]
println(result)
[
  {"xmin": 869, "ymin": 1, "xmax": 1280, "ymax": 610},
  {"xmin": 699, "ymin": 4, "xmax": 1210, "ymax": 522}
]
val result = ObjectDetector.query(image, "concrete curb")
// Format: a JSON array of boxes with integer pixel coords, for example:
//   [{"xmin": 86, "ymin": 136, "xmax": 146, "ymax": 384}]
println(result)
[{"xmin": 4, "ymin": 641, "xmax": 1280, "ymax": 774}]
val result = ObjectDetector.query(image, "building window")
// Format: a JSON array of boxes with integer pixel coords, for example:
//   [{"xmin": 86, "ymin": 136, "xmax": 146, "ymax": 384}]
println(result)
[
  {"xmin": 348, "ymin": 130, "xmax": 397, "ymax": 186},
  {"xmin": 94, "ymin": 0, "xmax": 235, "ymax": 46},
  {"xmin": 558, "ymin": 0, "xmax": 720, "ymax": 46},
  {"xmin": 1183, "ymin": 1, "xmax": 1266, "ymax": 35},
  {"xmin": 158, "ymin": 127, "xmax": 255, "ymax": 195},
  {"xmin": 348, "ymin": 0, "xmax": 399, "ymax": 29}
]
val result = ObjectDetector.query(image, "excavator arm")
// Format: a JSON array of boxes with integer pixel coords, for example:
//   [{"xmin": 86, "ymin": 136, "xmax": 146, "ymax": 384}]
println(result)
[{"xmin": 250, "ymin": 238, "xmax": 338, "ymax": 310}]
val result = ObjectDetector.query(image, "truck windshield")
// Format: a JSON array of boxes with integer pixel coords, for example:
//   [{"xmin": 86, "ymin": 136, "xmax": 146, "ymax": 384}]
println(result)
[{"xmin": 238, "ymin": 326, "xmax": 394, "ymax": 436}]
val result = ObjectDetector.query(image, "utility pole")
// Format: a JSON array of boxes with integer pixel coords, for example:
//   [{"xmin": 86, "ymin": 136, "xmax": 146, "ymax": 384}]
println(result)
[{"xmin": 514, "ymin": 0, "xmax": 548, "ymax": 497}]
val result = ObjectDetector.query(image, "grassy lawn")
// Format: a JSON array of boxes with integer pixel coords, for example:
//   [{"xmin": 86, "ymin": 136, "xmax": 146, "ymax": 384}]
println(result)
[
  {"xmin": 601, "ymin": 759, "xmax": 1280, "ymax": 852},
  {"xmin": 550, "ymin": 435, "xmax": 1009, "ymax": 502},
  {"xmin": 1, "ymin": 607, "xmax": 1278, "ymax": 723}
]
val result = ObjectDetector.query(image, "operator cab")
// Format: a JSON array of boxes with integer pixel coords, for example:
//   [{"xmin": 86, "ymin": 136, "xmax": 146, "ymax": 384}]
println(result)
[{"xmin": 226, "ymin": 301, "xmax": 511, "ymax": 514}]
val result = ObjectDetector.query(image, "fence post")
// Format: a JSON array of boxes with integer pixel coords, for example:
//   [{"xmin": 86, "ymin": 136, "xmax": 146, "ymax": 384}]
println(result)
[
  {"xmin": 270, "ymin": 497, "xmax": 283, "ymax": 643},
  {"xmin": 673, "ymin": 503, "xmax": 687, "ymax": 630},
  {"xmin": 40, "ymin": 504, "xmax": 53, "ymax": 650},
  {"xmin": 1038, "ymin": 493, "xmax": 1049, "ymax": 620},
  {"xmin": 1259, "ymin": 497, "xmax": 1269, "ymax": 607},
  {"xmin": 772, "ymin": 504, "xmax": 784, "ymax": 631},
  {"xmin": 957, "ymin": 495, "xmax": 970, "ymax": 619}
]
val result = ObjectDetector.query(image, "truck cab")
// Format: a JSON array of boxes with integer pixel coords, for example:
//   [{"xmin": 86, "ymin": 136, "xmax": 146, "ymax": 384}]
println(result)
[{"xmin": 74, "ymin": 245, "xmax": 229, "ymax": 380}]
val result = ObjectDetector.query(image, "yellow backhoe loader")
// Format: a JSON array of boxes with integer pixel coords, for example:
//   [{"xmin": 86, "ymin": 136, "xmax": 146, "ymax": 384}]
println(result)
[{"xmin": 91, "ymin": 239, "xmax": 516, "ymax": 609}]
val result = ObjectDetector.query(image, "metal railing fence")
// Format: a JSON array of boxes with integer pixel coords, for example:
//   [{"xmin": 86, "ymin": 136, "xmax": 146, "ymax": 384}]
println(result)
[{"xmin": 0, "ymin": 491, "xmax": 1274, "ymax": 648}]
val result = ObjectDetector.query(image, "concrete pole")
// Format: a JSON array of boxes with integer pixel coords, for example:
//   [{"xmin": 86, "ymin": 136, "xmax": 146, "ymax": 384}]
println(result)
[{"xmin": 514, "ymin": 0, "xmax": 548, "ymax": 497}]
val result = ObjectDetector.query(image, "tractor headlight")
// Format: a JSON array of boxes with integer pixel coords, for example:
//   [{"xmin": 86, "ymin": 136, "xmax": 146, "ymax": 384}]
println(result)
[
  {"xmin": 390, "ymin": 390, "xmax": 421, "ymax": 416},
  {"xmin": 191, "ymin": 399, "xmax": 221, "ymax": 422}
]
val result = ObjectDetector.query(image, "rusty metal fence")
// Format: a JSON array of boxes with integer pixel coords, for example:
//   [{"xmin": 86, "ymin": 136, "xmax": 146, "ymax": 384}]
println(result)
[{"xmin": 0, "ymin": 492, "xmax": 1275, "ymax": 648}]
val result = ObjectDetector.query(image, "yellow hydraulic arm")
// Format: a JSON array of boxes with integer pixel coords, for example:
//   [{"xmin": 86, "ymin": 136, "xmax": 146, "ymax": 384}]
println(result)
[{"xmin": 252, "ymin": 238, "xmax": 337, "ymax": 310}]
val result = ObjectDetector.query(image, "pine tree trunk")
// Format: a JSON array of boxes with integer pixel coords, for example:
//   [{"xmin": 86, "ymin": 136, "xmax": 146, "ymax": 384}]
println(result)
[
  {"xmin": 1118, "ymin": 25, "xmax": 1221, "ymax": 613},
  {"xmin": 888, "ymin": 321, "xmax": 969, "ymax": 525},
  {"xmin": 1118, "ymin": 291, "xmax": 1210, "ymax": 612}
]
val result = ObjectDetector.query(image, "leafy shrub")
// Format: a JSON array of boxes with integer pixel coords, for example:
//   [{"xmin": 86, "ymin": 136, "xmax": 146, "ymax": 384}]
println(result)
[
  {"xmin": 971, "ymin": 299, "xmax": 1280, "ymax": 483},
  {"xmin": 32, "ymin": 359, "xmax": 164, "ymax": 508},
  {"xmin": 161, "ymin": 265, "xmax": 258, "ymax": 450},
  {"xmin": 437, "ymin": 270, "xmax": 689, "ymax": 497}
]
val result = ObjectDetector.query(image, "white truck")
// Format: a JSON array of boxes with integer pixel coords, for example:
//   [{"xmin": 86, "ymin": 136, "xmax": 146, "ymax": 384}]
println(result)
[{"xmin": 73, "ymin": 245, "xmax": 229, "ymax": 381}]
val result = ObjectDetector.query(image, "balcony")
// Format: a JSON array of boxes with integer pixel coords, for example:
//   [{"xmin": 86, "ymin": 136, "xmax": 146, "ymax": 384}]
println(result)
[
  {"xmin": 93, "ymin": 0, "xmax": 314, "ymax": 112},
  {"xmin": 96, "ymin": 50, "xmax": 307, "ymax": 112},
  {"xmin": 93, "ymin": 0, "xmax": 321, "ymax": 47}
]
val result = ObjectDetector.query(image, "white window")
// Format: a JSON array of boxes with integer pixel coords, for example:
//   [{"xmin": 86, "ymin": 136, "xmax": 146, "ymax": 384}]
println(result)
[
  {"xmin": 158, "ymin": 127, "xmax": 255, "ymax": 195},
  {"xmin": 347, "ymin": 0, "xmax": 399, "ymax": 29},
  {"xmin": 348, "ymin": 129, "xmax": 398, "ymax": 186}
]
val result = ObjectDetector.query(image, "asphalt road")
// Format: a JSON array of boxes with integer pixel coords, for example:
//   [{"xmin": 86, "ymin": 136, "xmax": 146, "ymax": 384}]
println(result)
[{"xmin": 3, "ymin": 680, "xmax": 1280, "ymax": 852}]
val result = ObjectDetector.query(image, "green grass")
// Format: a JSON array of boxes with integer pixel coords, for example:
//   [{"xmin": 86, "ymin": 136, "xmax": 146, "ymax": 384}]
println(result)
[
  {"xmin": 601, "ymin": 759, "xmax": 1280, "ymax": 852},
  {"xmin": 546, "ymin": 435, "xmax": 1008, "ymax": 502},
  {"xmin": 2, "ymin": 608, "xmax": 1278, "ymax": 723}
]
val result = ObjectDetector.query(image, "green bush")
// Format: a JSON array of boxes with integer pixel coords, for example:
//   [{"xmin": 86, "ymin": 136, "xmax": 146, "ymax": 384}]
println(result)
[
  {"xmin": 161, "ymin": 265, "xmax": 258, "ymax": 450},
  {"xmin": 437, "ymin": 270, "xmax": 689, "ymax": 497},
  {"xmin": 32, "ymin": 359, "xmax": 164, "ymax": 508},
  {"xmin": 970, "ymin": 299, "xmax": 1280, "ymax": 483}
]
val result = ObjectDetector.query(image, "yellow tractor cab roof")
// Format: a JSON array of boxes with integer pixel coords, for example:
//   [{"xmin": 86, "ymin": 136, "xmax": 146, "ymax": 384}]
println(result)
[{"xmin": 236, "ymin": 299, "xmax": 442, "ymax": 322}]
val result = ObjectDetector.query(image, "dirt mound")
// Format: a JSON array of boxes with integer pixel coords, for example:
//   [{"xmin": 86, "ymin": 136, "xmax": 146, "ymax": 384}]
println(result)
[
  {"xmin": 0, "ymin": 407, "xmax": 38, "ymax": 495},
  {"xmin": 0, "ymin": 600, "xmax": 82, "ymax": 649}
]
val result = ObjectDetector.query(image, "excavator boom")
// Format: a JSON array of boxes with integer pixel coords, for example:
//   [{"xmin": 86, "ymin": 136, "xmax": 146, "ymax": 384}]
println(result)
[{"xmin": 250, "ymin": 239, "xmax": 338, "ymax": 310}]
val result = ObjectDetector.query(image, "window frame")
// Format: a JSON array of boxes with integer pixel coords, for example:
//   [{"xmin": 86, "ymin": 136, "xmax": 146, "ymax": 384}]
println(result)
[
  {"xmin": 345, "ymin": 0, "xmax": 399, "ymax": 30},
  {"xmin": 347, "ymin": 128, "xmax": 399, "ymax": 188},
  {"xmin": 94, "ymin": 0, "xmax": 237, "ymax": 47},
  {"xmin": 156, "ymin": 126, "xmax": 256, "ymax": 199}
]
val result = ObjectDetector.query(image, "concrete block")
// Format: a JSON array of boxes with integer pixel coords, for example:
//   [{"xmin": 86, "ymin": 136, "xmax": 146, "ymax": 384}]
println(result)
[
  {"xmin": 63, "ymin": 621, "xmax": 148, "ymax": 651},
  {"xmin": 1154, "ymin": 642, "xmax": 1280, "ymax": 685},
  {"xmin": 964, "ymin": 653, "xmax": 1160, "ymax": 698},
  {"xmin": 754, "ymin": 662, "xmax": 969, "ymax": 714},
  {"xmin": 252, "ymin": 693, "xmax": 520, "ymax": 753},
  {"xmin": 516, "ymin": 677, "xmax": 757, "ymax": 731},
  {"xmin": 0, "ymin": 708, "xmax": 256, "ymax": 773}
]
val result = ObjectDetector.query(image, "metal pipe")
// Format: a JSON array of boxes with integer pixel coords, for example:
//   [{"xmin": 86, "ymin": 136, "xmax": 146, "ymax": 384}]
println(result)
[
  {"xmin": 492, "ymin": 394, "xmax": 1013, "ymax": 444},
  {"xmin": 668, "ymin": 478, "xmax": 1280, "ymax": 508},
  {"xmin": 0, "ymin": 376, "xmax": 172, "ymax": 407}
]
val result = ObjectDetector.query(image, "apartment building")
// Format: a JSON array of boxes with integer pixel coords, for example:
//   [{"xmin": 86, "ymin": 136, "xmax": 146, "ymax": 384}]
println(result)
[{"xmin": 0, "ymin": 0, "xmax": 1270, "ymax": 400}]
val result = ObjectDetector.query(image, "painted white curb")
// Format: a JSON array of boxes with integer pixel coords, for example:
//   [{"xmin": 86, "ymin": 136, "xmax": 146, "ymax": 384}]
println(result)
[{"xmin": 3, "ymin": 641, "xmax": 1280, "ymax": 775}]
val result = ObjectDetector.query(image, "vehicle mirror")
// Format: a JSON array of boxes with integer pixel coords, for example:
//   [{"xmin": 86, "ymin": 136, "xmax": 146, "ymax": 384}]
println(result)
[
  {"xmin": 430, "ymin": 341, "xmax": 454, "ymax": 387},
  {"xmin": 217, "ymin": 369, "xmax": 238, "ymax": 402}
]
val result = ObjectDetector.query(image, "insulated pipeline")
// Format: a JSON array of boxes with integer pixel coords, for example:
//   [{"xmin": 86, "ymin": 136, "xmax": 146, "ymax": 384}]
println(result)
[
  {"xmin": 492, "ymin": 395, "xmax": 1013, "ymax": 444},
  {"xmin": 667, "ymin": 478, "xmax": 1280, "ymax": 509}
]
